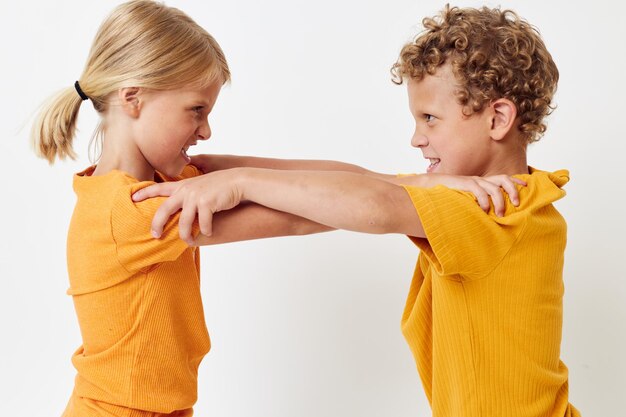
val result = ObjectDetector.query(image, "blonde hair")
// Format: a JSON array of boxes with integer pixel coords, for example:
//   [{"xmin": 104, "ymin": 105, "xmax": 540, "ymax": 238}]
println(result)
[
  {"xmin": 391, "ymin": 5, "xmax": 558, "ymax": 143},
  {"xmin": 32, "ymin": 0, "xmax": 230, "ymax": 163}
]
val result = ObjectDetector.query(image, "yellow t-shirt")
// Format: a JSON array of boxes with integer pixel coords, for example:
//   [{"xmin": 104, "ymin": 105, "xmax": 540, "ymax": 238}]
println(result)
[
  {"xmin": 65, "ymin": 165, "xmax": 209, "ymax": 414},
  {"xmin": 401, "ymin": 168, "xmax": 581, "ymax": 417}
]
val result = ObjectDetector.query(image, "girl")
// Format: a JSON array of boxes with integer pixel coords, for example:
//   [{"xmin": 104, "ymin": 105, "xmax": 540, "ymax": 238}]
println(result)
[
  {"xmin": 32, "ymin": 1, "xmax": 521, "ymax": 416},
  {"xmin": 31, "ymin": 1, "xmax": 329, "ymax": 416}
]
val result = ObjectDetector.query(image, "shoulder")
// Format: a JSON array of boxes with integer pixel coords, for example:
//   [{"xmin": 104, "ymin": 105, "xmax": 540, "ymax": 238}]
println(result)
[
  {"xmin": 513, "ymin": 167, "xmax": 569, "ymax": 213},
  {"xmin": 72, "ymin": 167, "xmax": 142, "ymax": 220}
]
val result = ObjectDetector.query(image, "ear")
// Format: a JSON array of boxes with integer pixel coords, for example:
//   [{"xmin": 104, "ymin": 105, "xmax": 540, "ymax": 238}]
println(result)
[
  {"xmin": 488, "ymin": 98, "xmax": 517, "ymax": 141},
  {"xmin": 117, "ymin": 87, "xmax": 142, "ymax": 118}
]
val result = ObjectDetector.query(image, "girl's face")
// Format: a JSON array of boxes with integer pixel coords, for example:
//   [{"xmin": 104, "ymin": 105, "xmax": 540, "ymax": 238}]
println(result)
[{"xmin": 133, "ymin": 80, "xmax": 222, "ymax": 178}]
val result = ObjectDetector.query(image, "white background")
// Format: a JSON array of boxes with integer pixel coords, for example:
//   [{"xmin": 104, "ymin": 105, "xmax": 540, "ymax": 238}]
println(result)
[{"xmin": 1, "ymin": 0, "xmax": 624, "ymax": 416}]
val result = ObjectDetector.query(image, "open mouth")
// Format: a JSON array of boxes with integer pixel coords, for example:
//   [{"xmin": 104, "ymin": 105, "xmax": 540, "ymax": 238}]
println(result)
[
  {"xmin": 181, "ymin": 147, "xmax": 191, "ymax": 163},
  {"xmin": 426, "ymin": 158, "xmax": 440, "ymax": 173}
]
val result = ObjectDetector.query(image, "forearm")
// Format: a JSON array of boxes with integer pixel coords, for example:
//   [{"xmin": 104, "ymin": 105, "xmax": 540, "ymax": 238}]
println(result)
[
  {"xmin": 235, "ymin": 168, "xmax": 423, "ymax": 236},
  {"xmin": 196, "ymin": 203, "xmax": 333, "ymax": 246},
  {"xmin": 194, "ymin": 154, "xmax": 383, "ymax": 176},
  {"xmin": 134, "ymin": 165, "xmax": 522, "ymax": 243}
]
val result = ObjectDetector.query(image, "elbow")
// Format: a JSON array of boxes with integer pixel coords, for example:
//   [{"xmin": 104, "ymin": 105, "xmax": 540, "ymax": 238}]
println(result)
[
  {"xmin": 359, "ymin": 193, "xmax": 402, "ymax": 234},
  {"xmin": 363, "ymin": 186, "xmax": 418, "ymax": 235}
]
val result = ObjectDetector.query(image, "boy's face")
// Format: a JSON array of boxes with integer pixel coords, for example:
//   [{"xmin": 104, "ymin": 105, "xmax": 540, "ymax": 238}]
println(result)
[{"xmin": 407, "ymin": 64, "xmax": 497, "ymax": 176}]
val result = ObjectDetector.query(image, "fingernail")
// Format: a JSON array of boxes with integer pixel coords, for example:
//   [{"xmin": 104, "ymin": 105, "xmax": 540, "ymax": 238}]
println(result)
[{"xmin": 151, "ymin": 230, "xmax": 160, "ymax": 238}]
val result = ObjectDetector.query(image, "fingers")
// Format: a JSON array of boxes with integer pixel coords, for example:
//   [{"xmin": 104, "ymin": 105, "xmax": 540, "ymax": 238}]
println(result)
[
  {"xmin": 468, "ymin": 176, "xmax": 519, "ymax": 217},
  {"xmin": 468, "ymin": 181, "xmax": 491, "ymax": 213},
  {"xmin": 498, "ymin": 179, "xmax": 520, "ymax": 206},
  {"xmin": 132, "ymin": 183, "xmax": 177, "ymax": 202},
  {"xmin": 484, "ymin": 175, "xmax": 527, "ymax": 207},
  {"xmin": 151, "ymin": 197, "xmax": 183, "ymax": 238},
  {"xmin": 479, "ymin": 175, "xmax": 529, "ymax": 216},
  {"xmin": 197, "ymin": 204, "xmax": 213, "ymax": 237},
  {"xmin": 478, "ymin": 179, "xmax": 506, "ymax": 216},
  {"xmin": 179, "ymin": 202, "xmax": 199, "ymax": 246}
]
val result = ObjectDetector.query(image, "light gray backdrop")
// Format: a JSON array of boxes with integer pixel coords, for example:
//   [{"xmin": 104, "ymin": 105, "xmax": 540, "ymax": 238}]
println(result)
[{"xmin": 1, "ymin": 0, "xmax": 624, "ymax": 416}]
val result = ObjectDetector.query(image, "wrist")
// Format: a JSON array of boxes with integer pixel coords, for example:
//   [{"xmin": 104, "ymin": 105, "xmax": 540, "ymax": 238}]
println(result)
[{"xmin": 230, "ymin": 167, "xmax": 253, "ymax": 202}]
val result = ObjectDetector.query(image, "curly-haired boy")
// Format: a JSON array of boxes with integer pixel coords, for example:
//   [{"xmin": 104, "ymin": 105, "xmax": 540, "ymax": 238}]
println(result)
[{"xmin": 135, "ymin": 5, "xmax": 580, "ymax": 416}]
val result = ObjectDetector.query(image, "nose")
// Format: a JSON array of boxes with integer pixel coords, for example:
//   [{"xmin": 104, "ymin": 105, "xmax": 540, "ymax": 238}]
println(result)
[
  {"xmin": 196, "ymin": 118, "xmax": 211, "ymax": 141},
  {"xmin": 411, "ymin": 128, "xmax": 428, "ymax": 148}
]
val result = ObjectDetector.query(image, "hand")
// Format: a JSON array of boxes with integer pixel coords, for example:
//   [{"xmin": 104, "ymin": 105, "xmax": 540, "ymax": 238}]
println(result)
[
  {"xmin": 419, "ymin": 174, "xmax": 527, "ymax": 217},
  {"xmin": 132, "ymin": 169, "xmax": 244, "ymax": 245}
]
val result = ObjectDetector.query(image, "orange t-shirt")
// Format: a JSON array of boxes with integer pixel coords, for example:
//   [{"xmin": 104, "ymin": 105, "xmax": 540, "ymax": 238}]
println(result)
[
  {"xmin": 400, "ymin": 168, "xmax": 581, "ymax": 417},
  {"xmin": 65, "ymin": 165, "xmax": 209, "ymax": 414}
]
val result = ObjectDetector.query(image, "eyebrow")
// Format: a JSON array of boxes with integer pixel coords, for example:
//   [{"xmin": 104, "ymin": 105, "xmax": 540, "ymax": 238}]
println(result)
[{"xmin": 189, "ymin": 98, "xmax": 209, "ymax": 105}]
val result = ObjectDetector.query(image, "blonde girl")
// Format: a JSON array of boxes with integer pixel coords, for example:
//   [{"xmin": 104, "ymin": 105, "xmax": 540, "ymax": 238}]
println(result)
[{"xmin": 31, "ymin": 1, "xmax": 328, "ymax": 416}]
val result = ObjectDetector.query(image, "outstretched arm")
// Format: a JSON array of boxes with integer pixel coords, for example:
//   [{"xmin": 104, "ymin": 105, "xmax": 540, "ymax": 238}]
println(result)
[
  {"xmin": 132, "ymin": 168, "xmax": 524, "ymax": 246},
  {"xmin": 134, "ymin": 168, "xmax": 420, "ymax": 244},
  {"xmin": 191, "ymin": 154, "xmax": 521, "ymax": 213},
  {"xmin": 191, "ymin": 154, "xmax": 376, "ymax": 175},
  {"xmin": 196, "ymin": 202, "xmax": 332, "ymax": 245}
]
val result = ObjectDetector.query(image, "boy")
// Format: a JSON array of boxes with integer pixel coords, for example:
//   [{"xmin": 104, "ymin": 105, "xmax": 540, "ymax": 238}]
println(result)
[{"xmin": 133, "ymin": 5, "xmax": 579, "ymax": 416}]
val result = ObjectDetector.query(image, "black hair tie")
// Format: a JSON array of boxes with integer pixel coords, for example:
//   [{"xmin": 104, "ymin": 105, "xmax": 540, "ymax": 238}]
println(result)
[{"xmin": 74, "ymin": 81, "xmax": 89, "ymax": 101}]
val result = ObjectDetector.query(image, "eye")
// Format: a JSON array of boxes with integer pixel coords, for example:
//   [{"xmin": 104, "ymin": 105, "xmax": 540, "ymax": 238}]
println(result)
[
  {"xmin": 424, "ymin": 114, "xmax": 435, "ymax": 123},
  {"xmin": 191, "ymin": 106, "xmax": 204, "ymax": 115}
]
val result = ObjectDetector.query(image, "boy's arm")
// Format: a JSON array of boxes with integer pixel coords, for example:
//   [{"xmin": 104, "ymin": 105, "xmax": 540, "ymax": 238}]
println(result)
[
  {"xmin": 133, "ymin": 168, "xmax": 426, "ymax": 245},
  {"xmin": 239, "ymin": 169, "xmax": 423, "ymax": 236}
]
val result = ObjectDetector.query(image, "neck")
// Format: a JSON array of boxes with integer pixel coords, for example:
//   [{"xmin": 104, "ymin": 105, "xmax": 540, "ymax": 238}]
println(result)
[
  {"xmin": 486, "ymin": 153, "xmax": 529, "ymax": 176},
  {"xmin": 483, "ymin": 134, "xmax": 529, "ymax": 176},
  {"xmin": 93, "ymin": 123, "xmax": 155, "ymax": 181}
]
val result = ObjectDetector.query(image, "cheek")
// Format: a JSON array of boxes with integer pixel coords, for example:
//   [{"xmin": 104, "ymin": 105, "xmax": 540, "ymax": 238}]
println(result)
[{"xmin": 150, "ymin": 113, "xmax": 191, "ymax": 140}]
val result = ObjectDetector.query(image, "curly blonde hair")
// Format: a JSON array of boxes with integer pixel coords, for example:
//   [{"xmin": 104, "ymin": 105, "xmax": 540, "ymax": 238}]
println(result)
[{"xmin": 391, "ymin": 5, "xmax": 558, "ymax": 143}]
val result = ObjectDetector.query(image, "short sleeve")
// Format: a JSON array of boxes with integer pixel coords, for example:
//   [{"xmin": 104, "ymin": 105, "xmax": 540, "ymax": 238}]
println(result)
[
  {"xmin": 110, "ymin": 166, "xmax": 202, "ymax": 272},
  {"xmin": 403, "ymin": 185, "xmax": 527, "ymax": 280}
]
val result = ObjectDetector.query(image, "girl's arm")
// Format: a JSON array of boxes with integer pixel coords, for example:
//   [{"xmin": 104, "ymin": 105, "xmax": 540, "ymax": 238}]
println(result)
[
  {"xmin": 196, "ymin": 203, "xmax": 333, "ymax": 245},
  {"xmin": 132, "ymin": 168, "xmax": 523, "ymax": 246}
]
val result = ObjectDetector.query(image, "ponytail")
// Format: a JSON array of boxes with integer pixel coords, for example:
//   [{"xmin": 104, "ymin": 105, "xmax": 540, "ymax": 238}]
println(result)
[
  {"xmin": 31, "ymin": 85, "xmax": 85, "ymax": 164},
  {"xmin": 31, "ymin": 0, "xmax": 231, "ymax": 164}
]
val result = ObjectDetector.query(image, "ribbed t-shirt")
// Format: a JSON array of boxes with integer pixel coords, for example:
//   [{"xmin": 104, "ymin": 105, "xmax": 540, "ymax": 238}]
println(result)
[
  {"xmin": 65, "ymin": 165, "xmax": 209, "ymax": 414},
  {"xmin": 400, "ymin": 168, "xmax": 581, "ymax": 417}
]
